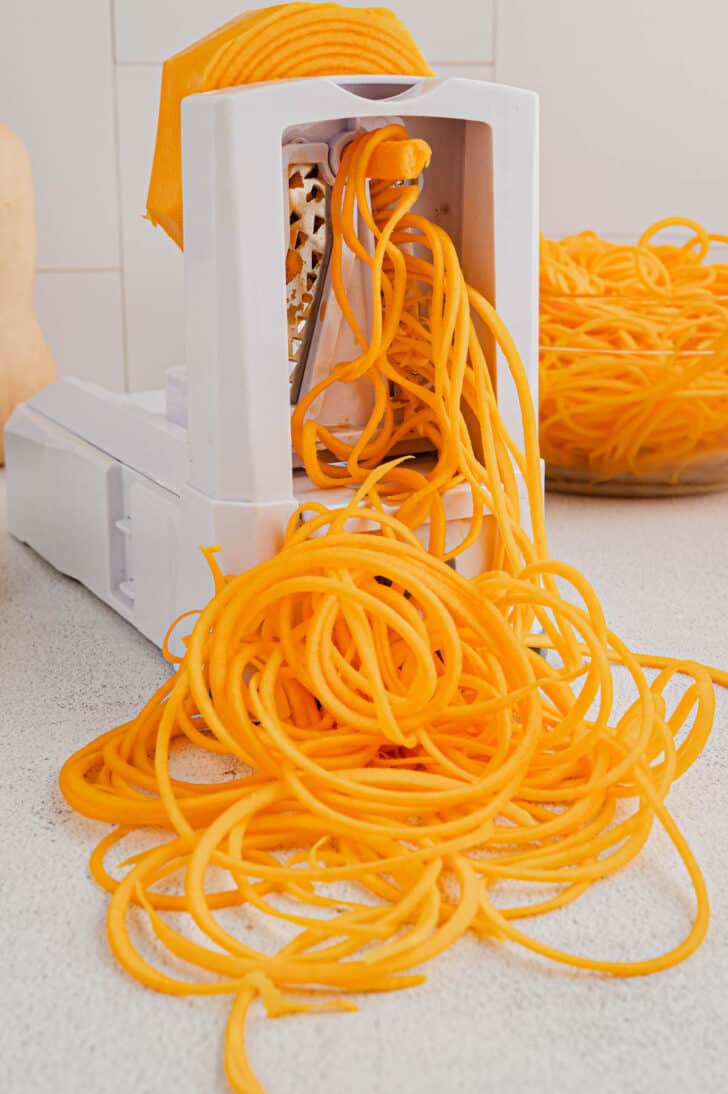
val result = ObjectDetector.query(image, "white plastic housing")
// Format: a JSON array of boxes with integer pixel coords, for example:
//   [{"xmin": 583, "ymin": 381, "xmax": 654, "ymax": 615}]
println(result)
[{"xmin": 5, "ymin": 75, "xmax": 539, "ymax": 649}]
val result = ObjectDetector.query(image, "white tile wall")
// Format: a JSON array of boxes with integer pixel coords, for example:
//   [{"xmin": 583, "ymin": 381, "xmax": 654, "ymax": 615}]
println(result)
[
  {"xmin": 3, "ymin": 1, "xmax": 726, "ymax": 391},
  {"xmin": 0, "ymin": 1, "xmax": 119, "ymax": 270},
  {"xmin": 34, "ymin": 273, "xmax": 126, "ymax": 391},
  {"xmin": 496, "ymin": 0, "xmax": 728, "ymax": 239}
]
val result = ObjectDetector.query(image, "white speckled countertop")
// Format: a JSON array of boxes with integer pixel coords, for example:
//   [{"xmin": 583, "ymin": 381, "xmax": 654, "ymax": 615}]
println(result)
[{"xmin": 1, "ymin": 468, "xmax": 727, "ymax": 1094}]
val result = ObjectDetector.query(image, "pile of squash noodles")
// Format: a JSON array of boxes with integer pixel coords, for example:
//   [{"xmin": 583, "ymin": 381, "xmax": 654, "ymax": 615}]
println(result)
[
  {"xmin": 61, "ymin": 42, "xmax": 726, "ymax": 1094},
  {"xmin": 540, "ymin": 217, "xmax": 728, "ymax": 485}
]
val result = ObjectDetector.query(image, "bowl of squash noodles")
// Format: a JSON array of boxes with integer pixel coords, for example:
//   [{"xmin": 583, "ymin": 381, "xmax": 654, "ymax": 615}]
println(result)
[{"xmin": 540, "ymin": 218, "xmax": 728, "ymax": 495}]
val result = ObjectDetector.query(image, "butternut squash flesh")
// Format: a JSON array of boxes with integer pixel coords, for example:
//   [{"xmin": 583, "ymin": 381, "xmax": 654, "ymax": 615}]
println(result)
[{"xmin": 146, "ymin": 3, "xmax": 432, "ymax": 248}]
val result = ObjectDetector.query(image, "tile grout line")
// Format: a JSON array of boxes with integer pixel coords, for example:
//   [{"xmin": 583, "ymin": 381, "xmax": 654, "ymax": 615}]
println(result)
[
  {"xmin": 492, "ymin": 0, "xmax": 499, "ymax": 81},
  {"xmin": 37, "ymin": 268, "xmax": 123, "ymax": 274},
  {"xmin": 110, "ymin": 0, "xmax": 132, "ymax": 392}
]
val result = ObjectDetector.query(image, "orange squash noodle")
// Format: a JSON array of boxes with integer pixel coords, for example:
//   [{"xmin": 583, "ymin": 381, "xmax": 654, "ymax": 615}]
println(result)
[
  {"xmin": 291, "ymin": 123, "xmax": 542, "ymax": 570},
  {"xmin": 540, "ymin": 218, "xmax": 728, "ymax": 483},
  {"xmin": 60, "ymin": 130, "xmax": 727, "ymax": 1094}
]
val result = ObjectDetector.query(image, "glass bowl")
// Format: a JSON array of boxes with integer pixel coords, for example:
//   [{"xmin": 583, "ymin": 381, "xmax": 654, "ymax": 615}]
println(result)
[{"xmin": 539, "ymin": 293, "xmax": 728, "ymax": 496}]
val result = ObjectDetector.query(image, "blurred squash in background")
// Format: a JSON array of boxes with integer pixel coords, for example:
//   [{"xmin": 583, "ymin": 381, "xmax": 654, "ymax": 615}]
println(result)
[{"xmin": 0, "ymin": 123, "xmax": 55, "ymax": 465}]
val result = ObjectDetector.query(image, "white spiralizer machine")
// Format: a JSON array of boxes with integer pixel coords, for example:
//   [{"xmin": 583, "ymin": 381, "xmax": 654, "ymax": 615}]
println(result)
[{"xmin": 5, "ymin": 75, "xmax": 538, "ymax": 648}]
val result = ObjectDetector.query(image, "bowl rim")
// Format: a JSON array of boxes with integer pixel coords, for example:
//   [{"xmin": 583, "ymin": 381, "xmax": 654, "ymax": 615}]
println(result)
[
  {"xmin": 538, "ymin": 342, "xmax": 728, "ymax": 357},
  {"xmin": 540, "ymin": 291, "xmax": 728, "ymax": 301}
]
